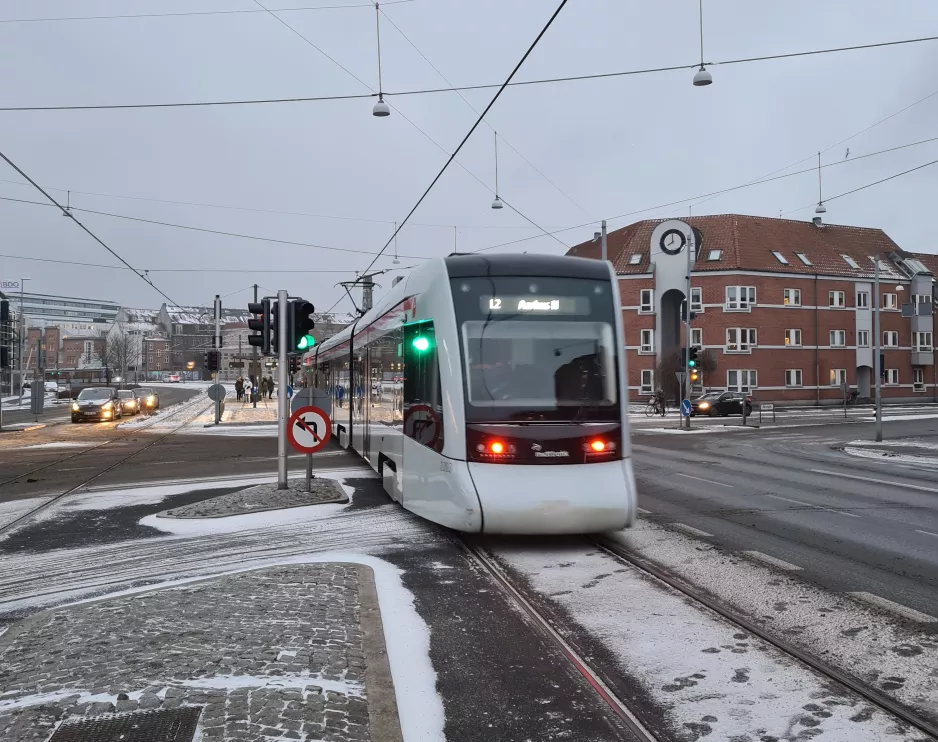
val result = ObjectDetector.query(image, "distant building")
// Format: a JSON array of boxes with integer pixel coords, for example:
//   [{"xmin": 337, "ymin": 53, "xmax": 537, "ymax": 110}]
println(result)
[
  {"xmin": 567, "ymin": 214, "xmax": 937, "ymax": 404},
  {"xmin": 14, "ymin": 291, "xmax": 119, "ymax": 328}
]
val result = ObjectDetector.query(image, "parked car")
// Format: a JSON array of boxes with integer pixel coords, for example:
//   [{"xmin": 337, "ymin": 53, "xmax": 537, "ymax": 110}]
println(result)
[
  {"xmin": 691, "ymin": 391, "xmax": 753, "ymax": 417},
  {"xmin": 134, "ymin": 387, "xmax": 160, "ymax": 412},
  {"xmin": 169, "ymin": 374, "xmax": 181, "ymax": 383},
  {"xmin": 71, "ymin": 387, "xmax": 123, "ymax": 423},
  {"xmin": 117, "ymin": 389, "xmax": 141, "ymax": 415}
]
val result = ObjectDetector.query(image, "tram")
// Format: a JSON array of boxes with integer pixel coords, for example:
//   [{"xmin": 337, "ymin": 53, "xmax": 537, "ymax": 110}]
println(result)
[{"xmin": 311, "ymin": 253, "xmax": 637, "ymax": 534}]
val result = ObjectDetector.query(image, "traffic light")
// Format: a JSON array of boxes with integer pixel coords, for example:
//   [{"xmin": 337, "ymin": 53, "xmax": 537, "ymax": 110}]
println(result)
[
  {"xmin": 0, "ymin": 347, "xmax": 8, "ymax": 369},
  {"xmin": 688, "ymin": 346, "xmax": 699, "ymax": 369},
  {"xmin": 271, "ymin": 300, "xmax": 280, "ymax": 355},
  {"xmin": 248, "ymin": 299, "xmax": 271, "ymax": 356},
  {"xmin": 690, "ymin": 368, "xmax": 699, "ymax": 383},
  {"xmin": 289, "ymin": 299, "xmax": 316, "ymax": 352},
  {"xmin": 204, "ymin": 350, "xmax": 219, "ymax": 372},
  {"xmin": 0, "ymin": 300, "xmax": 9, "ymax": 323}
]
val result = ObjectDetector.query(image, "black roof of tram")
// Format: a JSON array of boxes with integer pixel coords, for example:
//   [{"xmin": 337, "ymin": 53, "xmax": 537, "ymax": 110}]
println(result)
[{"xmin": 444, "ymin": 253, "xmax": 610, "ymax": 280}]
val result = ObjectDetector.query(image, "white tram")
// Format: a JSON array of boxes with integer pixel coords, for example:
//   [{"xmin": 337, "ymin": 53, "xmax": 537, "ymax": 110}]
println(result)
[{"xmin": 311, "ymin": 253, "xmax": 638, "ymax": 534}]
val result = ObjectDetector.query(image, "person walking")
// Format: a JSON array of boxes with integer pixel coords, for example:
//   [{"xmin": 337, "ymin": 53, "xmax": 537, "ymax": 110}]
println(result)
[
  {"xmin": 260, "ymin": 376, "xmax": 268, "ymax": 400},
  {"xmin": 268, "ymin": 375, "xmax": 275, "ymax": 399},
  {"xmin": 234, "ymin": 376, "xmax": 244, "ymax": 402}
]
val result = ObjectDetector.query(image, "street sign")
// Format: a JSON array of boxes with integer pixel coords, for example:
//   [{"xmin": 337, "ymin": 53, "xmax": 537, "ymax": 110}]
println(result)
[
  {"xmin": 291, "ymin": 387, "xmax": 332, "ymax": 416},
  {"xmin": 287, "ymin": 385, "xmax": 294, "ymax": 399},
  {"xmin": 30, "ymin": 381, "xmax": 44, "ymax": 415},
  {"xmin": 207, "ymin": 383, "xmax": 226, "ymax": 402},
  {"xmin": 229, "ymin": 361, "xmax": 245, "ymax": 368},
  {"xmin": 404, "ymin": 404, "xmax": 441, "ymax": 447},
  {"xmin": 287, "ymin": 406, "xmax": 332, "ymax": 454},
  {"xmin": 675, "ymin": 371, "xmax": 687, "ymax": 384},
  {"xmin": 761, "ymin": 403, "xmax": 774, "ymax": 412},
  {"xmin": 680, "ymin": 399, "xmax": 691, "ymax": 417}
]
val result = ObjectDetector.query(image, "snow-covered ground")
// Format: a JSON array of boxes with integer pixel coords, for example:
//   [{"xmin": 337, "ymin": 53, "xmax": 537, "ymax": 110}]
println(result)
[{"xmin": 841, "ymin": 438, "xmax": 938, "ymax": 469}]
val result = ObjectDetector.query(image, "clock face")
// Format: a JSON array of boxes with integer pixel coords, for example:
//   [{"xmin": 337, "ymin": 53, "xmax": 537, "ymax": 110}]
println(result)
[{"xmin": 659, "ymin": 229, "xmax": 687, "ymax": 256}]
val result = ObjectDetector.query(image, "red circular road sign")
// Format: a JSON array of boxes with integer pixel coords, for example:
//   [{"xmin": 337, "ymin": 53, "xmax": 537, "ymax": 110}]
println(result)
[
  {"xmin": 403, "ymin": 404, "xmax": 441, "ymax": 448},
  {"xmin": 287, "ymin": 406, "xmax": 332, "ymax": 454}
]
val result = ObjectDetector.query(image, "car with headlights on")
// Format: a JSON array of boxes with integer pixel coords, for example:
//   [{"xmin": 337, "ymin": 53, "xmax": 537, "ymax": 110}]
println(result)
[
  {"xmin": 71, "ymin": 387, "xmax": 122, "ymax": 423},
  {"xmin": 117, "ymin": 389, "xmax": 141, "ymax": 415},
  {"xmin": 134, "ymin": 387, "xmax": 160, "ymax": 413},
  {"xmin": 691, "ymin": 391, "xmax": 753, "ymax": 417}
]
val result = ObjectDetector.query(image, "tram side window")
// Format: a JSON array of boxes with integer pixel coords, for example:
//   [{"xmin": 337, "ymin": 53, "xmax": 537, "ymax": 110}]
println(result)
[{"xmin": 403, "ymin": 321, "xmax": 444, "ymax": 452}]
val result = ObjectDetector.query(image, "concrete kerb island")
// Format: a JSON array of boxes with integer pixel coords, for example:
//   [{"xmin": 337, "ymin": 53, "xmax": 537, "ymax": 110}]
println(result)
[
  {"xmin": 0, "ymin": 564, "xmax": 403, "ymax": 742},
  {"xmin": 156, "ymin": 480, "xmax": 349, "ymax": 519}
]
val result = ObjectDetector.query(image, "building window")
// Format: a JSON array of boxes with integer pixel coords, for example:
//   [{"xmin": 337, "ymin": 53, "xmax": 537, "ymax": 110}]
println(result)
[
  {"xmin": 629, "ymin": 253, "xmax": 643, "ymax": 265},
  {"xmin": 856, "ymin": 291, "xmax": 869, "ymax": 309},
  {"xmin": 842, "ymin": 255, "xmax": 860, "ymax": 270},
  {"xmin": 640, "ymin": 329, "xmax": 654, "ymax": 353},
  {"xmin": 783, "ymin": 288, "xmax": 801, "ymax": 306},
  {"xmin": 829, "ymin": 330, "xmax": 846, "ymax": 347},
  {"xmin": 785, "ymin": 369, "xmax": 803, "ymax": 387},
  {"xmin": 830, "ymin": 368, "xmax": 847, "ymax": 386},
  {"xmin": 883, "ymin": 331, "xmax": 898, "ymax": 347},
  {"xmin": 726, "ymin": 286, "xmax": 756, "ymax": 310},
  {"xmin": 690, "ymin": 287, "xmax": 702, "ymax": 312},
  {"xmin": 829, "ymin": 291, "xmax": 846, "ymax": 308},
  {"xmin": 640, "ymin": 369, "xmax": 654, "ymax": 394},
  {"xmin": 857, "ymin": 330, "xmax": 869, "ymax": 348},
  {"xmin": 914, "ymin": 294, "xmax": 932, "ymax": 305},
  {"xmin": 913, "ymin": 368, "xmax": 925, "ymax": 391},
  {"xmin": 640, "ymin": 289, "xmax": 654, "ymax": 314},
  {"xmin": 727, "ymin": 369, "xmax": 757, "ymax": 392},
  {"xmin": 771, "ymin": 250, "xmax": 789, "ymax": 265},
  {"xmin": 707, "ymin": 249, "xmax": 722, "ymax": 261},
  {"xmin": 884, "ymin": 368, "xmax": 899, "ymax": 386},
  {"xmin": 883, "ymin": 293, "xmax": 898, "ymax": 310},
  {"xmin": 726, "ymin": 328, "xmax": 757, "ymax": 352},
  {"xmin": 691, "ymin": 328, "xmax": 703, "ymax": 347},
  {"xmin": 785, "ymin": 329, "xmax": 802, "ymax": 346},
  {"xmin": 914, "ymin": 331, "xmax": 933, "ymax": 351},
  {"xmin": 795, "ymin": 252, "xmax": 812, "ymax": 266}
]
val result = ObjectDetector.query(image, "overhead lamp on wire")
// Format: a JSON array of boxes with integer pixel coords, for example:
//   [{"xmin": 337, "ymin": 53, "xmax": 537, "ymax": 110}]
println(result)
[
  {"xmin": 63, "ymin": 190, "xmax": 72, "ymax": 216},
  {"xmin": 814, "ymin": 151, "xmax": 827, "ymax": 215},
  {"xmin": 392, "ymin": 221, "xmax": 400, "ymax": 264},
  {"xmin": 372, "ymin": 2, "xmax": 390, "ymax": 117},
  {"xmin": 693, "ymin": 0, "xmax": 712, "ymax": 86},
  {"xmin": 491, "ymin": 130, "xmax": 504, "ymax": 210}
]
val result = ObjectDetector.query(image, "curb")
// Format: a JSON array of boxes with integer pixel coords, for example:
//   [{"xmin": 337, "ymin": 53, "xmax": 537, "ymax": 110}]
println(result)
[{"xmin": 359, "ymin": 564, "xmax": 404, "ymax": 742}]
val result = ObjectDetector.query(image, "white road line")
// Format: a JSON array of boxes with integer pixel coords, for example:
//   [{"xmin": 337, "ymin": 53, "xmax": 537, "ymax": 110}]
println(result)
[
  {"xmin": 741, "ymin": 550, "xmax": 803, "ymax": 571},
  {"xmin": 637, "ymin": 507, "xmax": 652, "ymax": 515},
  {"xmin": 674, "ymin": 472, "xmax": 734, "ymax": 488},
  {"xmin": 915, "ymin": 529, "xmax": 938, "ymax": 538},
  {"xmin": 671, "ymin": 523, "xmax": 714, "ymax": 538},
  {"xmin": 765, "ymin": 493, "xmax": 860, "ymax": 518},
  {"xmin": 810, "ymin": 468, "xmax": 938, "ymax": 494},
  {"xmin": 847, "ymin": 592, "xmax": 937, "ymax": 623}
]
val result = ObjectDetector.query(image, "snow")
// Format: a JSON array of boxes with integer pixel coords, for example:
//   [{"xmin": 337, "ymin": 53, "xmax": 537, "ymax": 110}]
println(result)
[
  {"xmin": 633, "ymin": 425, "xmax": 749, "ymax": 435},
  {"xmin": 25, "ymin": 442, "xmax": 92, "ymax": 449},
  {"xmin": 862, "ymin": 413, "xmax": 938, "ymax": 422},
  {"xmin": 0, "ymin": 496, "xmax": 52, "ymax": 531},
  {"xmin": 179, "ymin": 674, "xmax": 362, "ymax": 696},
  {"xmin": 185, "ymin": 423, "xmax": 279, "ymax": 437},
  {"xmin": 608, "ymin": 522, "xmax": 938, "ymax": 722},
  {"xmin": 496, "ymin": 543, "xmax": 927, "ymax": 741},
  {"xmin": 846, "ymin": 438, "xmax": 938, "ymax": 451},
  {"xmin": 842, "ymin": 446, "xmax": 938, "ymax": 468}
]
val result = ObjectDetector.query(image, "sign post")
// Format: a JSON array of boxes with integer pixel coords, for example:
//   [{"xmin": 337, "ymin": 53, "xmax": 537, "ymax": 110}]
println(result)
[
  {"xmin": 287, "ymin": 405, "xmax": 332, "ymax": 492},
  {"xmin": 277, "ymin": 290, "xmax": 289, "ymax": 490}
]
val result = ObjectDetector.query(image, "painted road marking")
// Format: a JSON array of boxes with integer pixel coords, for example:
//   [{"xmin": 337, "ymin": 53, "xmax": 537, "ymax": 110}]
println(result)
[
  {"xmin": 675, "ymin": 472, "xmax": 734, "ymax": 488},
  {"xmin": 915, "ymin": 530, "xmax": 938, "ymax": 538},
  {"xmin": 847, "ymin": 592, "xmax": 937, "ymax": 623},
  {"xmin": 742, "ymin": 550, "xmax": 803, "ymax": 571},
  {"xmin": 810, "ymin": 468, "xmax": 938, "ymax": 494},
  {"xmin": 765, "ymin": 493, "xmax": 860, "ymax": 518},
  {"xmin": 671, "ymin": 523, "xmax": 714, "ymax": 538},
  {"xmin": 637, "ymin": 507, "xmax": 652, "ymax": 515}
]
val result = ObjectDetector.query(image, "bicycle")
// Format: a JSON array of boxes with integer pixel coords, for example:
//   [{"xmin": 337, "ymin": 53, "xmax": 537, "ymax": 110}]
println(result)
[{"xmin": 644, "ymin": 393, "xmax": 667, "ymax": 417}]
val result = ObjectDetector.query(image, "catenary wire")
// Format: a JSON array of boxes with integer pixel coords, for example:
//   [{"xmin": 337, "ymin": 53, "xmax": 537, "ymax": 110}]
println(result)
[
  {"xmin": 0, "ymin": 149, "xmax": 178, "ymax": 305},
  {"xmin": 0, "ymin": 195, "xmax": 433, "ymax": 260},
  {"xmin": 781, "ymin": 158, "xmax": 938, "ymax": 216},
  {"xmin": 2, "ymin": 35, "xmax": 935, "ymax": 112},
  {"xmin": 379, "ymin": 6, "xmax": 591, "ymax": 219},
  {"xmin": 356, "ymin": 0, "xmax": 572, "ymax": 282},
  {"xmin": 0, "ymin": 1, "xmax": 415, "ymax": 23}
]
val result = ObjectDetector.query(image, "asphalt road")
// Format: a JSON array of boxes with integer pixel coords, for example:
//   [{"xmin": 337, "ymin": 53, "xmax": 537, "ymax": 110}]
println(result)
[{"xmin": 632, "ymin": 415, "xmax": 938, "ymax": 623}]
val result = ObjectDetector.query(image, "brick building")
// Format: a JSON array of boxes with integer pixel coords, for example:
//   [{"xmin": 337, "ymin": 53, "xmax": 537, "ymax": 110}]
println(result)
[{"xmin": 568, "ymin": 215, "xmax": 937, "ymax": 405}]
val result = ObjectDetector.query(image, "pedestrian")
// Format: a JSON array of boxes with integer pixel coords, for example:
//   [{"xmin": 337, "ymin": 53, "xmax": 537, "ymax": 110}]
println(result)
[
  {"xmin": 260, "ymin": 376, "xmax": 268, "ymax": 399},
  {"xmin": 268, "ymin": 375, "xmax": 275, "ymax": 399},
  {"xmin": 235, "ymin": 376, "xmax": 244, "ymax": 401}
]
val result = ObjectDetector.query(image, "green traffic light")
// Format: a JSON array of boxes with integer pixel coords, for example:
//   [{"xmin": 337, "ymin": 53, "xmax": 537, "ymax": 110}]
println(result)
[
  {"xmin": 688, "ymin": 359, "xmax": 696, "ymax": 368},
  {"xmin": 296, "ymin": 334, "xmax": 316, "ymax": 351},
  {"xmin": 412, "ymin": 336, "xmax": 430, "ymax": 352}
]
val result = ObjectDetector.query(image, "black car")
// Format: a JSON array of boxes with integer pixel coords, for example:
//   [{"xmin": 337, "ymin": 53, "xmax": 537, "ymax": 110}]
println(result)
[
  {"xmin": 691, "ymin": 391, "xmax": 753, "ymax": 417},
  {"xmin": 117, "ymin": 389, "xmax": 141, "ymax": 415},
  {"xmin": 71, "ymin": 387, "xmax": 123, "ymax": 423},
  {"xmin": 134, "ymin": 387, "xmax": 160, "ymax": 413}
]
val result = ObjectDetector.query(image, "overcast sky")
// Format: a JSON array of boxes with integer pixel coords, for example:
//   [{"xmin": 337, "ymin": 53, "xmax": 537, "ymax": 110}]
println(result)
[{"xmin": 0, "ymin": 0, "xmax": 936, "ymax": 314}]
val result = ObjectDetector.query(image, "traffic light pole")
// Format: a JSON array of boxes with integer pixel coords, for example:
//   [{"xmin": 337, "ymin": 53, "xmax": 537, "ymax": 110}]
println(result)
[
  {"xmin": 277, "ymin": 290, "xmax": 289, "ymax": 490},
  {"xmin": 252, "ymin": 284, "xmax": 258, "ymax": 409},
  {"xmin": 684, "ymin": 228, "xmax": 694, "ymax": 430},
  {"xmin": 214, "ymin": 294, "xmax": 222, "ymax": 425}
]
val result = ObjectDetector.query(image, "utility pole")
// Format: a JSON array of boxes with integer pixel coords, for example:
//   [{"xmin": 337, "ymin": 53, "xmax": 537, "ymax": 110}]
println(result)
[
  {"xmin": 17, "ymin": 278, "xmax": 28, "ymax": 404},
  {"xmin": 874, "ymin": 260, "xmax": 882, "ymax": 442},
  {"xmin": 601, "ymin": 220, "xmax": 607, "ymax": 263},
  {"xmin": 277, "ymin": 289, "xmax": 289, "ymax": 489},
  {"xmin": 684, "ymin": 228, "xmax": 695, "ymax": 430},
  {"xmin": 213, "ymin": 294, "xmax": 221, "ymax": 424},
  {"xmin": 252, "ymin": 284, "xmax": 258, "ymax": 409}
]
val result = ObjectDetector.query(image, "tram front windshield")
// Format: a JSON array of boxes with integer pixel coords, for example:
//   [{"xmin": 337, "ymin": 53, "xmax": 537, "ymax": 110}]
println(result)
[{"xmin": 451, "ymin": 276, "xmax": 619, "ymax": 423}]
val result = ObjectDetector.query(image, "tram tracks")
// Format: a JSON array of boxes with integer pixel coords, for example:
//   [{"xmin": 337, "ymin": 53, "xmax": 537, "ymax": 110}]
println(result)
[
  {"xmin": 0, "ymin": 395, "xmax": 216, "ymax": 538},
  {"xmin": 459, "ymin": 534, "xmax": 938, "ymax": 742}
]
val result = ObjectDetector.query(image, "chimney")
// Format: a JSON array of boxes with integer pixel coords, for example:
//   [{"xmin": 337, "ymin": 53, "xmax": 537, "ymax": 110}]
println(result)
[{"xmin": 812, "ymin": 216, "xmax": 823, "ymax": 227}]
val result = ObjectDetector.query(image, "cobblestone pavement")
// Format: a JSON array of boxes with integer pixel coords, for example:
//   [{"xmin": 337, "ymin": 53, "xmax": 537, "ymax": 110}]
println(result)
[
  {"xmin": 160, "ymin": 480, "xmax": 348, "ymax": 518},
  {"xmin": 0, "ymin": 564, "xmax": 387, "ymax": 742},
  {"xmin": 225, "ymin": 398, "xmax": 279, "ymax": 424}
]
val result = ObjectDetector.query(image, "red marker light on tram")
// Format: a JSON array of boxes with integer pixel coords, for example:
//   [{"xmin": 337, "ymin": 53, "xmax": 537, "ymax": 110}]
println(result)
[
  {"xmin": 489, "ymin": 441, "xmax": 505, "ymax": 454},
  {"xmin": 589, "ymin": 440, "xmax": 607, "ymax": 452}
]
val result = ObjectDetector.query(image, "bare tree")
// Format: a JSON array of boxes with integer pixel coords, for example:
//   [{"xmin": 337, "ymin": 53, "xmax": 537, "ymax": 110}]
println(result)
[
  {"xmin": 98, "ymin": 324, "xmax": 140, "ymax": 384},
  {"xmin": 655, "ymin": 349, "xmax": 683, "ymax": 403}
]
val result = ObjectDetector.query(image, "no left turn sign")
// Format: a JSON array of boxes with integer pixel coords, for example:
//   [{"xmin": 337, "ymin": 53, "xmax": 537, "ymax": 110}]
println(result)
[{"xmin": 287, "ymin": 406, "xmax": 332, "ymax": 454}]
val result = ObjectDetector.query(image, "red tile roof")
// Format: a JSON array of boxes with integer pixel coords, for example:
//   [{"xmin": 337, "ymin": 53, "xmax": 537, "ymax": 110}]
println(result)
[{"xmin": 566, "ymin": 214, "xmax": 931, "ymax": 280}]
